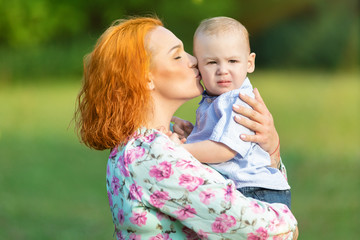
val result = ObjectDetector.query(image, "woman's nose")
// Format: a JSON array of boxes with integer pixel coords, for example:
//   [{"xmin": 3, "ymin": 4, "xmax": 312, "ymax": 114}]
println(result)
[{"xmin": 188, "ymin": 54, "xmax": 198, "ymax": 68}]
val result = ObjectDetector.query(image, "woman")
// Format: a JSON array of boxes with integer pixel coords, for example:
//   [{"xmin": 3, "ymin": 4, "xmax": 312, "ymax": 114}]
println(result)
[{"xmin": 75, "ymin": 17, "xmax": 298, "ymax": 239}]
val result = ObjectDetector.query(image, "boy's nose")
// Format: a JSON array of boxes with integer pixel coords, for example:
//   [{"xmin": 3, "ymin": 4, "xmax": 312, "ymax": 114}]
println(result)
[{"xmin": 216, "ymin": 64, "xmax": 228, "ymax": 75}]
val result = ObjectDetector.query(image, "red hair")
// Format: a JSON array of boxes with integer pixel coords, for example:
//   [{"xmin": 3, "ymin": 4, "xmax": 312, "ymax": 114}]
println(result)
[{"xmin": 75, "ymin": 17, "xmax": 163, "ymax": 150}]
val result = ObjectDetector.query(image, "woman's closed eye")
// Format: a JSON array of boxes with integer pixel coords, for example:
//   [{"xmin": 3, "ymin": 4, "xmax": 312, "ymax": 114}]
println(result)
[
  {"xmin": 207, "ymin": 61, "xmax": 217, "ymax": 65},
  {"xmin": 174, "ymin": 56, "xmax": 182, "ymax": 60},
  {"xmin": 229, "ymin": 59, "xmax": 239, "ymax": 63}
]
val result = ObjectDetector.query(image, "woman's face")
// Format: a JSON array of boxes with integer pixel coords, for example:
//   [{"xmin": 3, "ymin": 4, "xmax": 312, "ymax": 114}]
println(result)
[{"xmin": 147, "ymin": 26, "xmax": 203, "ymax": 102}]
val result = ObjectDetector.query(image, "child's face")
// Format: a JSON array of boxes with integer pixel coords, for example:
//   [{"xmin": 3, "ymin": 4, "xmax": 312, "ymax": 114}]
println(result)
[{"xmin": 194, "ymin": 31, "xmax": 255, "ymax": 96}]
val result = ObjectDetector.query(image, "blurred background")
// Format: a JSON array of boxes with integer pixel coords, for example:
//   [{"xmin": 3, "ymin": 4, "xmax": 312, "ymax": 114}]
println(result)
[{"xmin": 0, "ymin": 0, "xmax": 358, "ymax": 239}]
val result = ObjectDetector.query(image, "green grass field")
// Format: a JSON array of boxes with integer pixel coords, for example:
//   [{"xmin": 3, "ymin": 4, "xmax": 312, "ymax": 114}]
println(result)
[{"xmin": 0, "ymin": 71, "xmax": 359, "ymax": 239}]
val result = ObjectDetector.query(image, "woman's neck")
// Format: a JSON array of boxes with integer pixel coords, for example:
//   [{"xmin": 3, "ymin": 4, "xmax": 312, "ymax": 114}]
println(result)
[{"xmin": 146, "ymin": 98, "xmax": 181, "ymax": 132}]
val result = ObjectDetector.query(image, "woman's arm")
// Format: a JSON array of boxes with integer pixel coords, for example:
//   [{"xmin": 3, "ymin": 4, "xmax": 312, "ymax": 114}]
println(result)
[
  {"xmin": 232, "ymin": 88, "xmax": 281, "ymax": 168},
  {"xmin": 131, "ymin": 131, "xmax": 298, "ymax": 239}
]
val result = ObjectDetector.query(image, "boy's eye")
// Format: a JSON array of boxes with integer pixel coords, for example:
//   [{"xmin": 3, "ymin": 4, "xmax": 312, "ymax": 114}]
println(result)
[
  {"xmin": 207, "ymin": 61, "xmax": 217, "ymax": 64},
  {"xmin": 174, "ymin": 56, "xmax": 182, "ymax": 60},
  {"xmin": 229, "ymin": 60, "xmax": 238, "ymax": 63}
]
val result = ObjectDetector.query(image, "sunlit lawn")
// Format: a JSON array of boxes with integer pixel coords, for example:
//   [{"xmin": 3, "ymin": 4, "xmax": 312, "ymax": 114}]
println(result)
[{"xmin": 0, "ymin": 70, "xmax": 359, "ymax": 239}]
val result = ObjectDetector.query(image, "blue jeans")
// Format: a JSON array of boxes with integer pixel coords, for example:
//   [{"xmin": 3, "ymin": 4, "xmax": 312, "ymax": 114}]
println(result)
[{"xmin": 238, "ymin": 187, "xmax": 291, "ymax": 209}]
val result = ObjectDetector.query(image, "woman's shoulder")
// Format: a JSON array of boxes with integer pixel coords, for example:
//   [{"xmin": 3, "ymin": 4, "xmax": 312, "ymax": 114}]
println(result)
[{"xmin": 118, "ymin": 128, "xmax": 187, "ymax": 164}]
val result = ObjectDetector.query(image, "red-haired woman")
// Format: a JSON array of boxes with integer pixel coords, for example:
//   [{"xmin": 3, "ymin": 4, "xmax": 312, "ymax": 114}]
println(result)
[{"xmin": 75, "ymin": 17, "xmax": 298, "ymax": 239}]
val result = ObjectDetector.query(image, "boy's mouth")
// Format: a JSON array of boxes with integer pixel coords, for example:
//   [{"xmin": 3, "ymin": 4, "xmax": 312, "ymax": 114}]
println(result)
[{"xmin": 217, "ymin": 80, "xmax": 231, "ymax": 87}]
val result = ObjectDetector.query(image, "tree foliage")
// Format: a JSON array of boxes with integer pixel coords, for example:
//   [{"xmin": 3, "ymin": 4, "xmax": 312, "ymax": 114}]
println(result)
[{"xmin": 0, "ymin": 0, "xmax": 357, "ymax": 79}]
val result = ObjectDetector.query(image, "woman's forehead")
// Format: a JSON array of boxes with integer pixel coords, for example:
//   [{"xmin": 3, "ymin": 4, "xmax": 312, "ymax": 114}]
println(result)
[{"xmin": 147, "ymin": 26, "xmax": 182, "ymax": 55}]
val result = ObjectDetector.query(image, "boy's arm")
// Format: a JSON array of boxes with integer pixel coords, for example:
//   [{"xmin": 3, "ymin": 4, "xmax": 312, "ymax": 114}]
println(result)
[{"xmin": 183, "ymin": 140, "xmax": 237, "ymax": 163}]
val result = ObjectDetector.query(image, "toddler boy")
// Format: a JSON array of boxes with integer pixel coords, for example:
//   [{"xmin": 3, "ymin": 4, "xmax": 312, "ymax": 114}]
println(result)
[{"xmin": 183, "ymin": 17, "xmax": 291, "ymax": 208}]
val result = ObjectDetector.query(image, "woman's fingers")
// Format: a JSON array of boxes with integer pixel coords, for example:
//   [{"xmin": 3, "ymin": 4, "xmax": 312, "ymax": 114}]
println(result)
[
  {"xmin": 239, "ymin": 90, "xmax": 268, "ymax": 115},
  {"xmin": 239, "ymin": 133, "xmax": 262, "ymax": 143},
  {"xmin": 253, "ymin": 88, "xmax": 265, "ymax": 105},
  {"xmin": 232, "ymin": 104, "xmax": 265, "ymax": 124},
  {"xmin": 233, "ymin": 89, "xmax": 278, "ymax": 153},
  {"xmin": 234, "ymin": 115, "xmax": 262, "ymax": 132}
]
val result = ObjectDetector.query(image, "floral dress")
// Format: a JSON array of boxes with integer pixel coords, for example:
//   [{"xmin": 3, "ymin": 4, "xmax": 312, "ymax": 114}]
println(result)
[{"xmin": 106, "ymin": 128, "xmax": 297, "ymax": 240}]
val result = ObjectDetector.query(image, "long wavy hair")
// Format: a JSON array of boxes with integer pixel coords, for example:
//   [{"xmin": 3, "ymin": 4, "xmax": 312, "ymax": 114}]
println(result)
[{"xmin": 75, "ymin": 17, "xmax": 163, "ymax": 150}]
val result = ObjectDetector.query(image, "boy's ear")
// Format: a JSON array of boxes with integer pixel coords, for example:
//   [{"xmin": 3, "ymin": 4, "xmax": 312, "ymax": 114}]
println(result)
[
  {"xmin": 247, "ymin": 52, "xmax": 256, "ymax": 73},
  {"xmin": 147, "ymin": 72, "xmax": 155, "ymax": 90}
]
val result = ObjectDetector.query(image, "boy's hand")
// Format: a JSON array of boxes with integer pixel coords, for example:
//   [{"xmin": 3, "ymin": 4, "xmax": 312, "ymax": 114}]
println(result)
[
  {"xmin": 157, "ymin": 125, "xmax": 186, "ymax": 145},
  {"xmin": 167, "ymin": 131, "xmax": 186, "ymax": 145},
  {"xmin": 171, "ymin": 116, "xmax": 194, "ymax": 139}
]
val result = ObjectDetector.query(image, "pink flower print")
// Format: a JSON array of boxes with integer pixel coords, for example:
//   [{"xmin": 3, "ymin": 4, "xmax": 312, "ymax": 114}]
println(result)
[
  {"xmin": 126, "ymin": 147, "xmax": 145, "ymax": 164},
  {"xmin": 173, "ymin": 205, "xmax": 197, "ymax": 220},
  {"xmin": 247, "ymin": 227, "xmax": 269, "ymax": 240},
  {"xmin": 268, "ymin": 217, "xmax": 286, "ymax": 232},
  {"xmin": 107, "ymin": 164, "xmax": 111, "ymax": 175},
  {"xmin": 182, "ymin": 226, "xmax": 199, "ymax": 240},
  {"xmin": 176, "ymin": 159, "xmax": 198, "ymax": 170},
  {"xmin": 199, "ymin": 189, "xmax": 215, "ymax": 205},
  {"xmin": 281, "ymin": 205, "xmax": 295, "ymax": 219},
  {"xmin": 156, "ymin": 211, "xmax": 167, "ymax": 221},
  {"xmin": 129, "ymin": 233, "xmax": 141, "ymax": 240},
  {"xmin": 118, "ymin": 209, "xmax": 125, "ymax": 225},
  {"xmin": 211, "ymin": 214, "xmax": 236, "ymax": 233},
  {"xmin": 197, "ymin": 229, "xmax": 209, "ymax": 240},
  {"xmin": 117, "ymin": 155, "xmax": 130, "ymax": 177},
  {"xmin": 179, "ymin": 174, "xmax": 204, "ymax": 192},
  {"xmin": 143, "ymin": 133, "xmax": 156, "ymax": 143},
  {"xmin": 163, "ymin": 141, "xmax": 175, "ymax": 151},
  {"xmin": 109, "ymin": 147, "xmax": 118, "ymax": 158},
  {"xmin": 149, "ymin": 161, "xmax": 174, "ymax": 181},
  {"xmin": 149, "ymin": 233, "xmax": 171, "ymax": 240},
  {"xmin": 269, "ymin": 205, "xmax": 280, "ymax": 218},
  {"xmin": 116, "ymin": 231, "xmax": 125, "ymax": 240},
  {"xmin": 250, "ymin": 200, "xmax": 265, "ymax": 214},
  {"xmin": 224, "ymin": 183, "xmax": 236, "ymax": 203},
  {"xmin": 129, "ymin": 211, "xmax": 147, "ymax": 227},
  {"xmin": 150, "ymin": 190, "xmax": 170, "ymax": 208},
  {"xmin": 129, "ymin": 181, "xmax": 143, "ymax": 201},
  {"xmin": 107, "ymin": 191, "xmax": 113, "ymax": 207},
  {"xmin": 111, "ymin": 176, "xmax": 121, "ymax": 196}
]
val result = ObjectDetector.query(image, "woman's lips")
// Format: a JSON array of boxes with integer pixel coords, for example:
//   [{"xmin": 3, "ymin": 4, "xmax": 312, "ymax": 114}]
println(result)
[{"xmin": 196, "ymin": 73, "xmax": 202, "ymax": 80}]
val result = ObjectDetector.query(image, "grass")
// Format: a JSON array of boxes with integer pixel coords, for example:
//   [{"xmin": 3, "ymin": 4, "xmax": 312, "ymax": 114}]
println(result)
[{"xmin": 0, "ymin": 70, "xmax": 359, "ymax": 239}]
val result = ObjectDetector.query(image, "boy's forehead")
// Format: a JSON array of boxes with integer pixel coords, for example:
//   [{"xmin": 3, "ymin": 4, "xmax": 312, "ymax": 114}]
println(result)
[{"xmin": 195, "ymin": 30, "xmax": 247, "ymax": 46}]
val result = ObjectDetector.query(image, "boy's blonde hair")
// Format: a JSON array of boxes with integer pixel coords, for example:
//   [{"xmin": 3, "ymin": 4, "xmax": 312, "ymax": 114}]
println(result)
[{"xmin": 194, "ymin": 16, "xmax": 251, "ymax": 52}]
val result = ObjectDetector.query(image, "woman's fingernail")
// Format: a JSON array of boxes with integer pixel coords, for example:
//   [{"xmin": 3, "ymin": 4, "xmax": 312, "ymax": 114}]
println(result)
[
  {"xmin": 234, "ymin": 115, "xmax": 241, "ymax": 121},
  {"xmin": 240, "ymin": 134, "xmax": 246, "ymax": 140},
  {"xmin": 233, "ymin": 104, "xmax": 240, "ymax": 109}
]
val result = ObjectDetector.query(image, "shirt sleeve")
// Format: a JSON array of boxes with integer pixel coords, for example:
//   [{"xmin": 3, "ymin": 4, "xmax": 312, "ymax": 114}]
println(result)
[
  {"xmin": 210, "ymin": 94, "xmax": 254, "ymax": 157},
  {"xmin": 130, "ymin": 131, "xmax": 297, "ymax": 239}
]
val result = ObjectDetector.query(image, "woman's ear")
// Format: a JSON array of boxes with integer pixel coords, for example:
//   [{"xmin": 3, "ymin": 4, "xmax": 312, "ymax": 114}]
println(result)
[
  {"xmin": 148, "ymin": 72, "xmax": 155, "ymax": 90},
  {"xmin": 247, "ymin": 52, "xmax": 256, "ymax": 73}
]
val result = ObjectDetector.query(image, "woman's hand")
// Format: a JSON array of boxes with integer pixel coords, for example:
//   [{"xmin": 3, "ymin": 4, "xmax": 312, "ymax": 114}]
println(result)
[
  {"xmin": 171, "ymin": 116, "xmax": 194, "ymax": 139},
  {"xmin": 294, "ymin": 226, "xmax": 299, "ymax": 240},
  {"xmin": 232, "ymin": 88, "xmax": 281, "ymax": 168}
]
